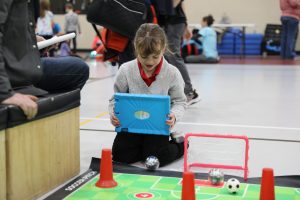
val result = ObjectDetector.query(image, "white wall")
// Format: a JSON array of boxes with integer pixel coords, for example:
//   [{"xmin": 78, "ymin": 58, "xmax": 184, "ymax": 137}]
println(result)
[
  {"xmin": 185, "ymin": 0, "xmax": 281, "ymax": 34},
  {"xmin": 54, "ymin": 15, "xmax": 95, "ymax": 50},
  {"xmin": 54, "ymin": 0, "xmax": 300, "ymax": 50}
]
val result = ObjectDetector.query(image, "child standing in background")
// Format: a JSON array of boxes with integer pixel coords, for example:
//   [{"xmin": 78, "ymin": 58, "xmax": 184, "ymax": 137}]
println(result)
[
  {"xmin": 64, "ymin": 3, "xmax": 81, "ymax": 53},
  {"xmin": 109, "ymin": 23, "xmax": 186, "ymax": 167}
]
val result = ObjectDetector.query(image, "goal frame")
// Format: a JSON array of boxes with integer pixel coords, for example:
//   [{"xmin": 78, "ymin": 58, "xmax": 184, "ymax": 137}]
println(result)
[{"xmin": 183, "ymin": 133, "xmax": 249, "ymax": 180}]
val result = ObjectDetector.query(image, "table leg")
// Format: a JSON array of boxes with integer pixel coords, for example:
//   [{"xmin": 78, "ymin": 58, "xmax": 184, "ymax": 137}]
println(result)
[{"xmin": 241, "ymin": 27, "xmax": 246, "ymax": 59}]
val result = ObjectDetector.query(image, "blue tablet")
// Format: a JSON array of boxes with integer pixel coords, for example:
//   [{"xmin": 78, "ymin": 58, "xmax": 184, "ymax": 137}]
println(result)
[{"xmin": 114, "ymin": 93, "xmax": 170, "ymax": 135}]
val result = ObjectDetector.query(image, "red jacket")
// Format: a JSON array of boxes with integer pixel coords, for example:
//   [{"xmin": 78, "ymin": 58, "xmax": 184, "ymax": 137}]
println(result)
[{"xmin": 280, "ymin": 0, "xmax": 300, "ymax": 20}]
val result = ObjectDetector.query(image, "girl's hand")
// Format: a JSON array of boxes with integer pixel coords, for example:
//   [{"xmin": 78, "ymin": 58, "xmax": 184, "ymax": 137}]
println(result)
[
  {"xmin": 166, "ymin": 113, "xmax": 176, "ymax": 130},
  {"xmin": 110, "ymin": 114, "xmax": 120, "ymax": 127}
]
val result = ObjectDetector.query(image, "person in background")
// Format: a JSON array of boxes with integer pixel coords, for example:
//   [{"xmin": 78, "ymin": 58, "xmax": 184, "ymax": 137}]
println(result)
[
  {"xmin": 162, "ymin": 0, "xmax": 200, "ymax": 106},
  {"xmin": 36, "ymin": 0, "xmax": 55, "ymax": 56},
  {"xmin": 185, "ymin": 15, "xmax": 219, "ymax": 63},
  {"xmin": 64, "ymin": 3, "xmax": 81, "ymax": 53},
  {"xmin": 109, "ymin": 23, "xmax": 186, "ymax": 167},
  {"xmin": 279, "ymin": 0, "xmax": 300, "ymax": 59}
]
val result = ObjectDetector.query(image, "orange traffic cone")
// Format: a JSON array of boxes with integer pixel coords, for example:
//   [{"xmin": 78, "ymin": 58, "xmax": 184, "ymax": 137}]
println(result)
[
  {"xmin": 95, "ymin": 149, "xmax": 118, "ymax": 188},
  {"xmin": 260, "ymin": 168, "xmax": 275, "ymax": 200},
  {"xmin": 181, "ymin": 172, "xmax": 196, "ymax": 200}
]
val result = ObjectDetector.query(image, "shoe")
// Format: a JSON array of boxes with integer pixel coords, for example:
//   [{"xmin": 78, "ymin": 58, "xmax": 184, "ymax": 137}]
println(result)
[
  {"xmin": 170, "ymin": 136, "xmax": 185, "ymax": 158},
  {"xmin": 186, "ymin": 89, "xmax": 201, "ymax": 106},
  {"xmin": 170, "ymin": 131, "xmax": 185, "ymax": 143}
]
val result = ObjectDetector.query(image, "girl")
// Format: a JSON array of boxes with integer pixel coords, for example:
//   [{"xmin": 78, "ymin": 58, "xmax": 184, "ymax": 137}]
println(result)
[
  {"xmin": 185, "ymin": 15, "xmax": 219, "ymax": 63},
  {"xmin": 108, "ymin": 23, "xmax": 186, "ymax": 167},
  {"xmin": 36, "ymin": 0, "xmax": 55, "ymax": 56},
  {"xmin": 36, "ymin": 0, "xmax": 54, "ymax": 37}
]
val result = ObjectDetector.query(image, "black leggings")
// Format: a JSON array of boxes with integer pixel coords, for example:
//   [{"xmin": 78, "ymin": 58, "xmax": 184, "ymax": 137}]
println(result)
[
  {"xmin": 67, "ymin": 31, "xmax": 77, "ymax": 53},
  {"xmin": 112, "ymin": 132, "xmax": 184, "ymax": 167}
]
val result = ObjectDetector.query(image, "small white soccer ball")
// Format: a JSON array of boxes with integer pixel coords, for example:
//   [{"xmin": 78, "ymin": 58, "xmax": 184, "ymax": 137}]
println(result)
[{"xmin": 226, "ymin": 178, "xmax": 240, "ymax": 193}]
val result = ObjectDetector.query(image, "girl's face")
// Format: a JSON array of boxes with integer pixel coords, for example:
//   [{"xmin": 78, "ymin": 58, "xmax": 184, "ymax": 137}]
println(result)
[
  {"xmin": 137, "ymin": 50, "xmax": 164, "ymax": 75},
  {"xmin": 201, "ymin": 20, "xmax": 207, "ymax": 27}
]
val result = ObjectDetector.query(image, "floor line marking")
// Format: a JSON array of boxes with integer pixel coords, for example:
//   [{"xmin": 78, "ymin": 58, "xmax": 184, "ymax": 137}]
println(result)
[
  {"xmin": 242, "ymin": 184, "xmax": 249, "ymax": 198},
  {"xmin": 79, "ymin": 117, "xmax": 300, "ymax": 131},
  {"xmin": 177, "ymin": 122, "xmax": 300, "ymax": 131},
  {"xmin": 150, "ymin": 177, "xmax": 162, "ymax": 190},
  {"xmin": 170, "ymin": 190, "xmax": 181, "ymax": 199},
  {"xmin": 80, "ymin": 117, "xmax": 109, "ymax": 121},
  {"xmin": 80, "ymin": 112, "xmax": 109, "ymax": 127}
]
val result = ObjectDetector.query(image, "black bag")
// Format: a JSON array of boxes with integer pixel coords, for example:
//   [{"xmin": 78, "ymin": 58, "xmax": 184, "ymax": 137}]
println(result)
[
  {"xmin": 87, "ymin": 0, "xmax": 147, "ymax": 39},
  {"xmin": 181, "ymin": 43, "xmax": 201, "ymax": 59},
  {"xmin": 261, "ymin": 24, "xmax": 282, "ymax": 55}
]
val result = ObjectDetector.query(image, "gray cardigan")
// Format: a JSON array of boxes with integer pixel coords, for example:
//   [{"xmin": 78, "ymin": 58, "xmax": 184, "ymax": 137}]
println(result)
[
  {"xmin": 64, "ymin": 11, "xmax": 81, "ymax": 33},
  {"xmin": 109, "ymin": 58, "xmax": 186, "ymax": 122}
]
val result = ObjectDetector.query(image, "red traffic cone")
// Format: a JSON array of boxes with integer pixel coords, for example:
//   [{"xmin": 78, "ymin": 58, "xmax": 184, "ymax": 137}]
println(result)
[
  {"xmin": 181, "ymin": 172, "xmax": 196, "ymax": 200},
  {"xmin": 95, "ymin": 149, "xmax": 118, "ymax": 188},
  {"xmin": 260, "ymin": 168, "xmax": 275, "ymax": 200}
]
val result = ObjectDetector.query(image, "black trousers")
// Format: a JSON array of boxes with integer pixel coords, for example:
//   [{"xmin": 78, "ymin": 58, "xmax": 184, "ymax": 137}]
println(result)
[
  {"xmin": 67, "ymin": 31, "xmax": 77, "ymax": 53},
  {"xmin": 112, "ymin": 132, "xmax": 184, "ymax": 167}
]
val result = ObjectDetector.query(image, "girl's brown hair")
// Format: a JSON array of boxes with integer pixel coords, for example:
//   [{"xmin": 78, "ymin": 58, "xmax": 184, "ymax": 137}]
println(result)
[
  {"xmin": 40, "ymin": 0, "xmax": 51, "ymax": 18},
  {"xmin": 134, "ymin": 23, "xmax": 167, "ymax": 57}
]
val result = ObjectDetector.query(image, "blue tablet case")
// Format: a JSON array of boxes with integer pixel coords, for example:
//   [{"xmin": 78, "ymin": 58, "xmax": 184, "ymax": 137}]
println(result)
[{"xmin": 114, "ymin": 93, "xmax": 170, "ymax": 135}]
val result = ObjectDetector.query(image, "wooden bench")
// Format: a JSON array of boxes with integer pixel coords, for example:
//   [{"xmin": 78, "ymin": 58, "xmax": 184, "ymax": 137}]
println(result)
[{"xmin": 4, "ymin": 89, "xmax": 81, "ymax": 200}]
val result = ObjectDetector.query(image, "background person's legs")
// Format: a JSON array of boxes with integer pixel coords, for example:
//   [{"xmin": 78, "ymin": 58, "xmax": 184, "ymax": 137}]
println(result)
[
  {"xmin": 285, "ymin": 17, "xmax": 299, "ymax": 59},
  {"xmin": 67, "ymin": 31, "xmax": 77, "ymax": 53},
  {"xmin": 281, "ymin": 17, "xmax": 299, "ymax": 59},
  {"xmin": 280, "ymin": 17, "xmax": 288, "ymax": 58},
  {"xmin": 164, "ymin": 23, "xmax": 200, "ymax": 105},
  {"xmin": 72, "ymin": 34, "xmax": 77, "ymax": 53},
  {"xmin": 35, "ymin": 56, "xmax": 89, "ymax": 92},
  {"xmin": 164, "ymin": 23, "xmax": 193, "ymax": 95}
]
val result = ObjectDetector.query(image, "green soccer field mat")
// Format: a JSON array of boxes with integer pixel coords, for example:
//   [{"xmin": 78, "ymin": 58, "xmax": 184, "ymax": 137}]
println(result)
[{"xmin": 65, "ymin": 173, "xmax": 300, "ymax": 200}]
